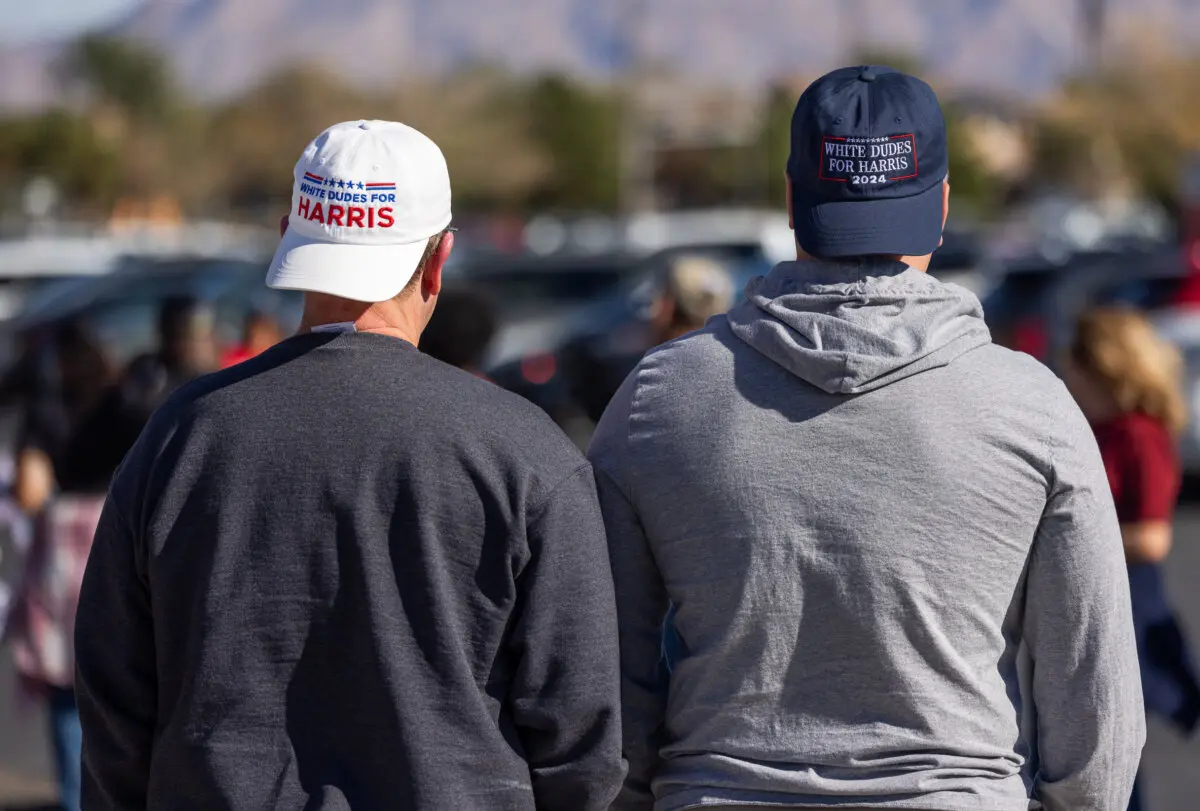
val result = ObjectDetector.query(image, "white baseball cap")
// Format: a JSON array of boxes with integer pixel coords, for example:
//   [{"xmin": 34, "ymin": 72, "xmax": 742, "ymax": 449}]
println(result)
[{"xmin": 266, "ymin": 120, "xmax": 452, "ymax": 303}]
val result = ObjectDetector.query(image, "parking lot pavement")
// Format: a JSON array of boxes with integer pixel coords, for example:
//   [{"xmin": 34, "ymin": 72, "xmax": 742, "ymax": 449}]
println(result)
[
  {"xmin": 0, "ymin": 510, "xmax": 1197, "ymax": 809},
  {"xmin": 1140, "ymin": 507, "xmax": 1200, "ymax": 811}
]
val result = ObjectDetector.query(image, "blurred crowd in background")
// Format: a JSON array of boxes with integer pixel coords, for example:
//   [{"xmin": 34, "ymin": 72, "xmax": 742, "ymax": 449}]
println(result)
[{"xmin": 0, "ymin": 2, "xmax": 1197, "ymax": 809}]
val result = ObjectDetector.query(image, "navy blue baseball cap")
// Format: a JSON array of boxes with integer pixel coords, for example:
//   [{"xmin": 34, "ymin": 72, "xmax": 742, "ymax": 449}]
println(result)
[{"xmin": 787, "ymin": 65, "xmax": 948, "ymax": 258}]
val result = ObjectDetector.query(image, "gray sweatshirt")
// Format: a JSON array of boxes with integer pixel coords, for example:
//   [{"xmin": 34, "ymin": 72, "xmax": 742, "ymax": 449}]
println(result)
[{"xmin": 588, "ymin": 259, "xmax": 1144, "ymax": 811}]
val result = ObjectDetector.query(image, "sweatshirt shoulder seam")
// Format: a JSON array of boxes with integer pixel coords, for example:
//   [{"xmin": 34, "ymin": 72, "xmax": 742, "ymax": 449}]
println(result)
[
  {"xmin": 526, "ymin": 461, "xmax": 594, "ymax": 525},
  {"xmin": 1039, "ymin": 378, "xmax": 1078, "ymax": 500},
  {"xmin": 617, "ymin": 355, "xmax": 659, "ymax": 502},
  {"xmin": 593, "ymin": 463, "xmax": 635, "ymax": 513}
]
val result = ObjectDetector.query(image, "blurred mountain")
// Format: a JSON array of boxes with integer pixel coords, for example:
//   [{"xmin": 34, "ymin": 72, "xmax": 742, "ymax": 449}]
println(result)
[{"xmin": 2, "ymin": 0, "xmax": 1200, "ymax": 108}]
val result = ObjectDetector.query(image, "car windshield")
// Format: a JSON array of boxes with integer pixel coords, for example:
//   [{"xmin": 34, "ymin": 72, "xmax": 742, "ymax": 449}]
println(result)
[
  {"xmin": 463, "ymin": 259, "xmax": 637, "ymax": 318},
  {"xmin": 20, "ymin": 257, "xmax": 301, "ymax": 365}
]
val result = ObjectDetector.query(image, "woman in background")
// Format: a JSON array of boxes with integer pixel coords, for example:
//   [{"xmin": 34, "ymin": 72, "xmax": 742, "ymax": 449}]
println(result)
[
  {"xmin": 5, "ymin": 323, "xmax": 114, "ymax": 811},
  {"xmin": 1066, "ymin": 308, "xmax": 1200, "ymax": 811}
]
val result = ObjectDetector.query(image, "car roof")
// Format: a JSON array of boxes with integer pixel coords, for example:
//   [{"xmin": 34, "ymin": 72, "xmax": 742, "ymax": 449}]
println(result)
[{"xmin": 451, "ymin": 252, "xmax": 640, "ymax": 282}]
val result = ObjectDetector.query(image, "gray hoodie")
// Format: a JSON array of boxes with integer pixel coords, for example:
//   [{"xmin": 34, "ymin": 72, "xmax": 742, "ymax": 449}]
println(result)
[{"xmin": 588, "ymin": 259, "xmax": 1144, "ymax": 811}]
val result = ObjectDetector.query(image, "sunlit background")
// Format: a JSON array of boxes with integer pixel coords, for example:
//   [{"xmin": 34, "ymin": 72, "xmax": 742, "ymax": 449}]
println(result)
[{"xmin": 0, "ymin": 0, "xmax": 1198, "ymax": 807}]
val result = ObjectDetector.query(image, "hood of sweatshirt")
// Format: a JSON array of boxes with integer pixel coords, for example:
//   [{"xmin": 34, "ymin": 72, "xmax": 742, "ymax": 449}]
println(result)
[{"xmin": 726, "ymin": 258, "xmax": 991, "ymax": 395}]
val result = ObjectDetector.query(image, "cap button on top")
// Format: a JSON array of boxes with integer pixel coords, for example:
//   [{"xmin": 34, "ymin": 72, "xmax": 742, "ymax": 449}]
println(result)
[
  {"xmin": 358, "ymin": 120, "xmax": 371, "ymax": 130},
  {"xmin": 858, "ymin": 67, "xmax": 877, "ymax": 83}
]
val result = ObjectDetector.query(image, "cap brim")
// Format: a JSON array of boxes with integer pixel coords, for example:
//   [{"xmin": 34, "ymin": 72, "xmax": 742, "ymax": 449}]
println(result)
[
  {"xmin": 266, "ymin": 227, "xmax": 431, "ymax": 303},
  {"xmin": 793, "ymin": 180, "xmax": 945, "ymax": 258}
]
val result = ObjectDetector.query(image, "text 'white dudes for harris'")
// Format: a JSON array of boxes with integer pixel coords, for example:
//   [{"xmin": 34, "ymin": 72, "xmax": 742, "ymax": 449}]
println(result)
[
  {"xmin": 296, "ymin": 171, "xmax": 398, "ymax": 228},
  {"xmin": 820, "ymin": 134, "xmax": 918, "ymax": 185}
]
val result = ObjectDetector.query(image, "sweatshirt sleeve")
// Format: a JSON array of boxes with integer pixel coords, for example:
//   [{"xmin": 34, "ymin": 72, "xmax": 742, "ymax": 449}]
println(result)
[
  {"xmin": 75, "ymin": 494, "xmax": 157, "ymax": 811},
  {"xmin": 507, "ymin": 464, "xmax": 626, "ymax": 811},
  {"xmin": 1024, "ymin": 397, "xmax": 1145, "ymax": 811},
  {"xmin": 588, "ymin": 376, "xmax": 672, "ymax": 811}
]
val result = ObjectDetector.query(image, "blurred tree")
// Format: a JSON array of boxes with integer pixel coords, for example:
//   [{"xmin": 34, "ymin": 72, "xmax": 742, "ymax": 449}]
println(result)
[
  {"xmin": 46, "ymin": 34, "xmax": 199, "ymax": 214},
  {"xmin": 526, "ymin": 74, "xmax": 620, "ymax": 212},
  {"xmin": 756, "ymin": 82, "xmax": 801, "ymax": 207},
  {"xmin": 64, "ymin": 35, "xmax": 177, "ymax": 123},
  {"xmin": 1031, "ymin": 47, "xmax": 1200, "ymax": 210},
  {"xmin": 942, "ymin": 103, "xmax": 1005, "ymax": 218},
  {"xmin": 0, "ymin": 111, "xmax": 121, "ymax": 211},
  {"xmin": 848, "ymin": 47, "xmax": 925, "ymax": 77},
  {"xmin": 655, "ymin": 146, "xmax": 725, "ymax": 208},
  {"xmin": 2, "ymin": 31, "xmax": 1190, "ymax": 223},
  {"xmin": 211, "ymin": 66, "xmax": 379, "ymax": 212},
  {"xmin": 399, "ymin": 66, "xmax": 550, "ymax": 211}
]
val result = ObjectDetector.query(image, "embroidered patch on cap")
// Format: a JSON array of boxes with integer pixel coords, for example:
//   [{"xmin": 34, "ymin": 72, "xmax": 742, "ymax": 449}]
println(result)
[
  {"xmin": 295, "ymin": 175, "xmax": 399, "ymax": 228},
  {"xmin": 818, "ymin": 134, "xmax": 918, "ymax": 186}
]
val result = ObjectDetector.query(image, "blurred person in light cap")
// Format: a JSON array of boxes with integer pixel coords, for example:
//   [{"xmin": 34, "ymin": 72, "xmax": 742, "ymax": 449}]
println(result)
[
  {"xmin": 589, "ymin": 66, "xmax": 1143, "ymax": 811},
  {"xmin": 76, "ymin": 119, "xmax": 624, "ymax": 811},
  {"xmin": 559, "ymin": 253, "xmax": 735, "ymax": 430},
  {"xmin": 651, "ymin": 254, "xmax": 735, "ymax": 345}
]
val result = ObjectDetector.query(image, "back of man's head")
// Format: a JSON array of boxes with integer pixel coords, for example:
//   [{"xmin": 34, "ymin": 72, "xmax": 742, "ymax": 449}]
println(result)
[
  {"xmin": 786, "ymin": 66, "xmax": 949, "ymax": 261},
  {"xmin": 264, "ymin": 119, "xmax": 454, "ymax": 335}
]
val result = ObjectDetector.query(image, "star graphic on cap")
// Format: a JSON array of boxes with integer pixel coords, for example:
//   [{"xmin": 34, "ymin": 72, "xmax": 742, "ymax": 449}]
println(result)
[
  {"xmin": 339, "ymin": 179, "xmax": 347, "ymax": 188},
  {"xmin": 325, "ymin": 177, "xmax": 336, "ymax": 187},
  {"xmin": 357, "ymin": 182, "xmax": 365, "ymax": 190}
]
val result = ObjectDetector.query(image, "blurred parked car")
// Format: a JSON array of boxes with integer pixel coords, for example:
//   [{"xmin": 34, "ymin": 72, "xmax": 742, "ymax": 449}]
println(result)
[
  {"xmin": 450, "ymin": 251, "xmax": 643, "ymax": 370},
  {"xmin": 982, "ymin": 247, "xmax": 1184, "ymax": 366},
  {"xmin": 0, "ymin": 235, "xmax": 128, "ymax": 372},
  {"xmin": 928, "ymin": 227, "xmax": 993, "ymax": 297},
  {"xmin": 0, "ymin": 255, "xmax": 297, "ymax": 457},
  {"xmin": 12, "ymin": 255, "xmax": 300, "ymax": 368},
  {"xmin": 484, "ymin": 242, "xmax": 775, "ymax": 447}
]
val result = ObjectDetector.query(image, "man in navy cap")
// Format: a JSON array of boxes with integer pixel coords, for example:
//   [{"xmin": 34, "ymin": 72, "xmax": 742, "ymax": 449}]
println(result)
[{"xmin": 590, "ymin": 66, "xmax": 1144, "ymax": 811}]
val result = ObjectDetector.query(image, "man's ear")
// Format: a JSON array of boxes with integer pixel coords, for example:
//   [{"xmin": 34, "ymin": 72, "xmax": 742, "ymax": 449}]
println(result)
[
  {"xmin": 939, "ymin": 178, "xmax": 950, "ymax": 247},
  {"xmin": 786, "ymin": 175, "xmax": 795, "ymax": 230},
  {"xmin": 279, "ymin": 214, "xmax": 290, "ymax": 237},
  {"xmin": 421, "ymin": 232, "xmax": 455, "ymax": 299}
]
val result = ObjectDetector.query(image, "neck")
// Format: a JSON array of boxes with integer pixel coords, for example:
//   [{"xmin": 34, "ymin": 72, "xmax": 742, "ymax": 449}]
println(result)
[
  {"xmin": 299, "ymin": 293, "xmax": 426, "ymax": 347},
  {"xmin": 795, "ymin": 248, "xmax": 934, "ymax": 272}
]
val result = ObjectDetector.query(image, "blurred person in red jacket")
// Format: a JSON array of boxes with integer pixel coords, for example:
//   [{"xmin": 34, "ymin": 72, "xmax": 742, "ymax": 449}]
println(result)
[
  {"xmin": 1066, "ymin": 307, "xmax": 1200, "ymax": 811},
  {"xmin": 221, "ymin": 310, "xmax": 283, "ymax": 369}
]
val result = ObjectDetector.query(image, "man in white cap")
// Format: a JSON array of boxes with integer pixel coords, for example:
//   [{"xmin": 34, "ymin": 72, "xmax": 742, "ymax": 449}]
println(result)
[{"xmin": 75, "ymin": 120, "xmax": 625, "ymax": 810}]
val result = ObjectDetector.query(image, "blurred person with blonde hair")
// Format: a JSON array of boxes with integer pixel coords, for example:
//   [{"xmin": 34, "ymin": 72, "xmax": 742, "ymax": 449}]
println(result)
[{"xmin": 1066, "ymin": 307, "xmax": 1200, "ymax": 811}]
